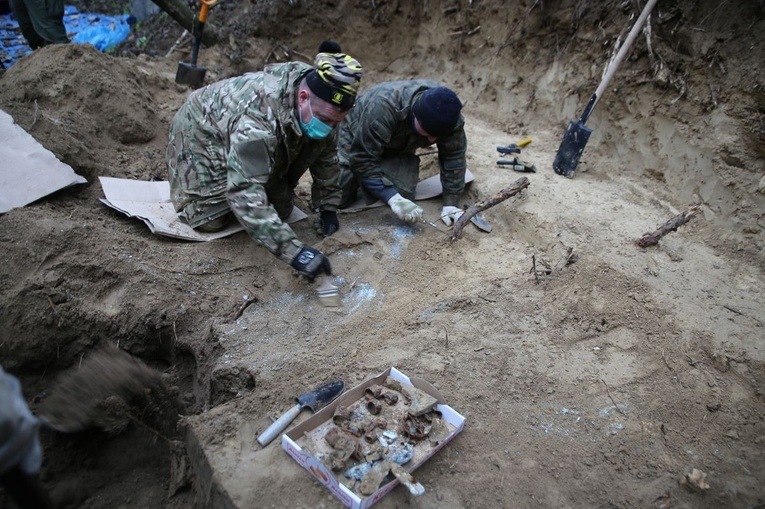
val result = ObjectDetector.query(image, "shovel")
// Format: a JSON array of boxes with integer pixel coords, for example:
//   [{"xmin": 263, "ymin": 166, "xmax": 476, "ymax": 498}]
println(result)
[
  {"xmin": 553, "ymin": 0, "xmax": 659, "ymax": 178},
  {"xmin": 257, "ymin": 379, "xmax": 345, "ymax": 446},
  {"xmin": 175, "ymin": 0, "xmax": 217, "ymax": 88}
]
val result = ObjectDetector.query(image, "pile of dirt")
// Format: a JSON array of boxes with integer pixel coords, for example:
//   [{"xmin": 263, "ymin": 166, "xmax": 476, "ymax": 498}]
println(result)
[{"xmin": 1, "ymin": 0, "xmax": 763, "ymax": 508}]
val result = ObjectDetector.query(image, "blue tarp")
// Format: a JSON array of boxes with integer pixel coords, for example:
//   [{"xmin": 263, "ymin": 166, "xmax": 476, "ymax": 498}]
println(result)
[{"xmin": 0, "ymin": 5, "xmax": 130, "ymax": 68}]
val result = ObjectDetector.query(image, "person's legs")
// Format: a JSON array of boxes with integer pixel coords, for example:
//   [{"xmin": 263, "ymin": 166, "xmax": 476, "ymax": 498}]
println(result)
[
  {"xmin": 167, "ymin": 111, "xmax": 231, "ymax": 229},
  {"xmin": 9, "ymin": 0, "xmax": 47, "ymax": 49},
  {"xmin": 379, "ymin": 153, "xmax": 421, "ymax": 201},
  {"xmin": 24, "ymin": 0, "xmax": 68, "ymax": 45}
]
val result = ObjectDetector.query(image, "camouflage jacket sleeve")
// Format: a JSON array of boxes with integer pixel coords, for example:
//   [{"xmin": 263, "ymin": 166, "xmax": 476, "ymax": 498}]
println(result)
[
  {"xmin": 226, "ymin": 127, "xmax": 304, "ymax": 264},
  {"xmin": 346, "ymin": 107, "xmax": 399, "ymax": 181},
  {"xmin": 437, "ymin": 120, "xmax": 468, "ymax": 207}
]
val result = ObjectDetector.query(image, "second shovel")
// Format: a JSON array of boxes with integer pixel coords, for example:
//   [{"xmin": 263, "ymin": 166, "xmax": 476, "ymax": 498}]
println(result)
[{"xmin": 257, "ymin": 379, "xmax": 345, "ymax": 446}]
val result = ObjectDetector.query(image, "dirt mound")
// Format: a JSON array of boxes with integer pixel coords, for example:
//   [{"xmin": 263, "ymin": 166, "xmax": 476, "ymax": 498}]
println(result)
[
  {"xmin": 0, "ymin": 43, "xmax": 163, "ymax": 179},
  {"xmin": 36, "ymin": 343, "xmax": 173, "ymax": 433}
]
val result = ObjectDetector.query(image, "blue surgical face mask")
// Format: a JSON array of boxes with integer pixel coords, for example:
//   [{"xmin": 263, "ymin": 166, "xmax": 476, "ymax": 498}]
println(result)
[{"xmin": 299, "ymin": 97, "xmax": 334, "ymax": 140}]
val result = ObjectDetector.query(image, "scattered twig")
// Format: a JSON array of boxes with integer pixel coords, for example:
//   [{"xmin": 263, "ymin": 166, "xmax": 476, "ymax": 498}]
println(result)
[
  {"xmin": 164, "ymin": 29, "xmax": 189, "ymax": 58},
  {"xmin": 452, "ymin": 177, "xmax": 529, "ymax": 240},
  {"xmin": 661, "ymin": 349, "xmax": 680, "ymax": 383},
  {"xmin": 443, "ymin": 326, "xmax": 449, "ymax": 349},
  {"xmin": 31, "ymin": 99, "xmax": 39, "ymax": 129},
  {"xmin": 530, "ymin": 254, "xmax": 539, "ymax": 284},
  {"xmin": 696, "ymin": 411, "xmax": 708, "ymax": 437},
  {"xmin": 601, "ymin": 379, "xmax": 626, "ymax": 415},
  {"xmin": 443, "ymin": 4, "xmax": 459, "ymax": 14},
  {"xmin": 228, "ymin": 294, "xmax": 258, "ymax": 322},
  {"xmin": 723, "ymin": 304, "xmax": 742, "ymax": 315},
  {"xmin": 636, "ymin": 204, "xmax": 701, "ymax": 247}
]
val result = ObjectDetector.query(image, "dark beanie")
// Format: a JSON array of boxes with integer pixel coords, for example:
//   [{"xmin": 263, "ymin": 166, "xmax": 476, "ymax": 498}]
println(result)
[
  {"xmin": 413, "ymin": 86, "xmax": 462, "ymax": 138},
  {"xmin": 306, "ymin": 53, "xmax": 364, "ymax": 111},
  {"xmin": 318, "ymin": 40, "xmax": 341, "ymax": 53}
]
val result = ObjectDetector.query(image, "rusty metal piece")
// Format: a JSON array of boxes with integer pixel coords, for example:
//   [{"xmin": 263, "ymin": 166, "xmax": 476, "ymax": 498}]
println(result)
[
  {"xmin": 402, "ymin": 414, "xmax": 428, "ymax": 441},
  {"xmin": 380, "ymin": 389, "xmax": 399, "ymax": 405},
  {"xmin": 373, "ymin": 417, "xmax": 388, "ymax": 429},
  {"xmin": 382, "ymin": 377, "xmax": 404, "ymax": 394},
  {"xmin": 364, "ymin": 429, "xmax": 378, "ymax": 443},
  {"xmin": 326, "ymin": 431, "xmax": 358, "ymax": 471},
  {"xmin": 365, "ymin": 384, "xmax": 384, "ymax": 399},
  {"xmin": 324, "ymin": 427, "xmax": 342, "ymax": 447},
  {"xmin": 366, "ymin": 399, "xmax": 382, "ymax": 415},
  {"xmin": 333, "ymin": 405, "xmax": 351, "ymax": 425}
]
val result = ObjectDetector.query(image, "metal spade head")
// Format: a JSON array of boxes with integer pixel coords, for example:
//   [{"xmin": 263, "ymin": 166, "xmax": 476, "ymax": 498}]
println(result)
[
  {"xmin": 553, "ymin": 119, "xmax": 592, "ymax": 178},
  {"xmin": 175, "ymin": 61, "xmax": 207, "ymax": 89},
  {"xmin": 296, "ymin": 379, "xmax": 345, "ymax": 412}
]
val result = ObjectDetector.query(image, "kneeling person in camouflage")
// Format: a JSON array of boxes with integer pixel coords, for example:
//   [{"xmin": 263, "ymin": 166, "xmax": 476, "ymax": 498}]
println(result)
[
  {"xmin": 167, "ymin": 50, "xmax": 363, "ymax": 281},
  {"xmin": 337, "ymin": 81, "xmax": 467, "ymax": 226}
]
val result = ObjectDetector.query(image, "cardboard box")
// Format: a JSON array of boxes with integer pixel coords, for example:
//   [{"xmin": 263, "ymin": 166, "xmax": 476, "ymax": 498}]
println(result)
[{"xmin": 283, "ymin": 367, "xmax": 466, "ymax": 509}]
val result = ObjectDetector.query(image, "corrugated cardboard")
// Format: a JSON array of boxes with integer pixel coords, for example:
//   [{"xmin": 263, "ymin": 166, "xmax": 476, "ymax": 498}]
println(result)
[{"xmin": 283, "ymin": 367, "xmax": 466, "ymax": 509}]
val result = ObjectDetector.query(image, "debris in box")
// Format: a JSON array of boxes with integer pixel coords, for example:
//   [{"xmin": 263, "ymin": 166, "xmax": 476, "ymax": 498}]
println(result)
[{"xmin": 300, "ymin": 375, "xmax": 456, "ymax": 498}]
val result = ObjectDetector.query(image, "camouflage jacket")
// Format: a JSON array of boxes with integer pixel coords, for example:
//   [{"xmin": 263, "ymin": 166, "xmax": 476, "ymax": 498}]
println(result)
[
  {"xmin": 167, "ymin": 62, "xmax": 343, "ymax": 264},
  {"xmin": 337, "ymin": 80, "xmax": 467, "ymax": 207}
]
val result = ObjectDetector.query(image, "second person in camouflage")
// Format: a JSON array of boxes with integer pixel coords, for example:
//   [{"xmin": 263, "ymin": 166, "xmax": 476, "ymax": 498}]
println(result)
[
  {"xmin": 166, "ymin": 49, "xmax": 363, "ymax": 281},
  {"xmin": 337, "ymin": 81, "xmax": 468, "ymax": 225}
]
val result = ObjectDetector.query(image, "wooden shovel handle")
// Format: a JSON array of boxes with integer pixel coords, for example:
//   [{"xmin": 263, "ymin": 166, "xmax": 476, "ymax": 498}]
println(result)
[{"xmin": 592, "ymin": 0, "xmax": 659, "ymax": 109}]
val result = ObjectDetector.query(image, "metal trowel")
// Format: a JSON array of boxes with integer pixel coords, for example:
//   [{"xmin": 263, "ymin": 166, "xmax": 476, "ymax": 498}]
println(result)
[
  {"xmin": 470, "ymin": 213, "xmax": 492, "ymax": 233},
  {"xmin": 257, "ymin": 379, "xmax": 345, "ymax": 446},
  {"xmin": 463, "ymin": 204, "xmax": 492, "ymax": 233}
]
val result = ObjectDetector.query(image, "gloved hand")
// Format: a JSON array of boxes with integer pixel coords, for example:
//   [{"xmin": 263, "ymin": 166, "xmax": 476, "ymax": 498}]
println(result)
[
  {"xmin": 318, "ymin": 210, "xmax": 339, "ymax": 236},
  {"xmin": 290, "ymin": 246, "xmax": 332, "ymax": 282},
  {"xmin": 440, "ymin": 205, "xmax": 464, "ymax": 226},
  {"xmin": 387, "ymin": 193, "xmax": 423, "ymax": 222}
]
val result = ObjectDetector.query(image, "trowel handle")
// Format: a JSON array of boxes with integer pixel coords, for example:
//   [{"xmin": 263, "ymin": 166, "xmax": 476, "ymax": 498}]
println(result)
[
  {"xmin": 257, "ymin": 404, "xmax": 302, "ymax": 446},
  {"xmin": 199, "ymin": 0, "xmax": 217, "ymax": 23}
]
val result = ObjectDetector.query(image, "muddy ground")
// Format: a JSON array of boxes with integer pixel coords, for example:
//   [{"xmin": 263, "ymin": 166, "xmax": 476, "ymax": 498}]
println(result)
[{"xmin": 1, "ymin": 0, "xmax": 764, "ymax": 508}]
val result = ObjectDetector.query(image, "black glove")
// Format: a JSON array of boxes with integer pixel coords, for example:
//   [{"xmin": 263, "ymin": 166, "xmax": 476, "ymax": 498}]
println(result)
[
  {"xmin": 290, "ymin": 246, "xmax": 332, "ymax": 282},
  {"xmin": 319, "ymin": 210, "xmax": 339, "ymax": 236}
]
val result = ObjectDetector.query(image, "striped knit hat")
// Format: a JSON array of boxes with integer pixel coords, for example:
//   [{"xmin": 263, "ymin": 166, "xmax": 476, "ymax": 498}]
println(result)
[{"xmin": 306, "ymin": 52, "xmax": 364, "ymax": 111}]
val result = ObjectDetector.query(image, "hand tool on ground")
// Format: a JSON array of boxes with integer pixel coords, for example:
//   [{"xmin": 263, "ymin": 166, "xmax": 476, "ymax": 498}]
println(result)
[
  {"xmin": 497, "ymin": 158, "xmax": 537, "ymax": 173},
  {"xmin": 257, "ymin": 380, "xmax": 345, "ymax": 446},
  {"xmin": 496, "ymin": 137, "xmax": 531, "ymax": 156},
  {"xmin": 175, "ymin": 0, "xmax": 217, "ymax": 88},
  {"xmin": 463, "ymin": 204, "xmax": 492, "ymax": 233},
  {"xmin": 316, "ymin": 276, "xmax": 341, "ymax": 307},
  {"xmin": 553, "ymin": 0, "xmax": 659, "ymax": 178}
]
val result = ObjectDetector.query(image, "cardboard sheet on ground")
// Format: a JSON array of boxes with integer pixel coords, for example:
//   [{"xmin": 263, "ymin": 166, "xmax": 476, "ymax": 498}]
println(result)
[
  {"xmin": 0, "ymin": 109, "xmax": 87, "ymax": 214},
  {"xmin": 339, "ymin": 168, "xmax": 475, "ymax": 213},
  {"xmin": 98, "ymin": 177, "xmax": 308, "ymax": 242}
]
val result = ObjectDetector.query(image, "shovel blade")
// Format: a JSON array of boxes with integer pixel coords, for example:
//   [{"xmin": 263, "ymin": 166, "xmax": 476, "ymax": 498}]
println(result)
[
  {"xmin": 470, "ymin": 214, "xmax": 492, "ymax": 233},
  {"xmin": 296, "ymin": 379, "xmax": 345, "ymax": 412},
  {"xmin": 175, "ymin": 61, "xmax": 207, "ymax": 88},
  {"xmin": 553, "ymin": 120, "xmax": 592, "ymax": 178}
]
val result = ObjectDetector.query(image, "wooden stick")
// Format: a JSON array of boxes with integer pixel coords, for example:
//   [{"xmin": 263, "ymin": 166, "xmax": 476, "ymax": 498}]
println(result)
[
  {"xmin": 636, "ymin": 204, "xmax": 700, "ymax": 248},
  {"xmin": 451, "ymin": 177, "xmax": 530, "ymax": 240}
]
